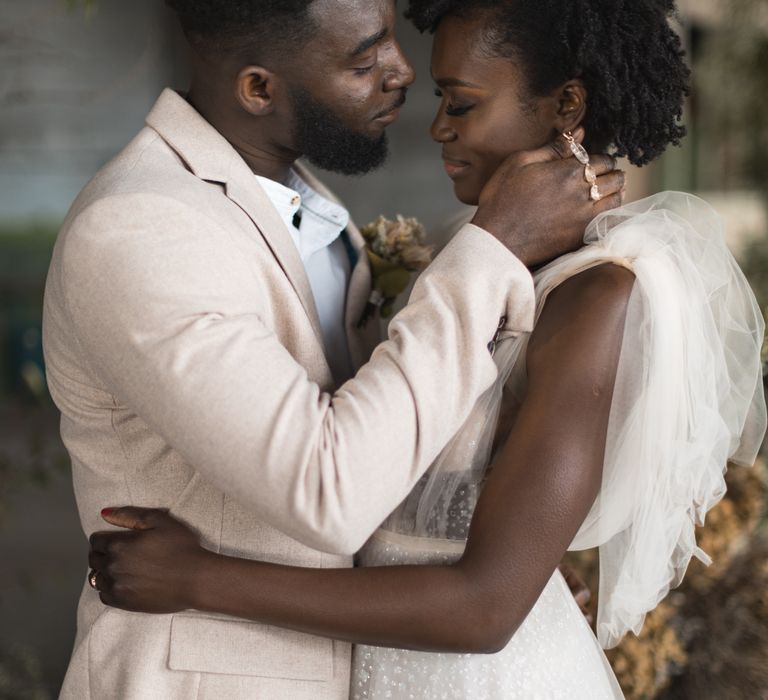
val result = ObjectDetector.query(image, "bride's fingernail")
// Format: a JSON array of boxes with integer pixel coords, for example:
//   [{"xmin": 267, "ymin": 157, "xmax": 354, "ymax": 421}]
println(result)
[{"xmin": 101, "ymin": 507, "xmax": 114, "ymax": 517}]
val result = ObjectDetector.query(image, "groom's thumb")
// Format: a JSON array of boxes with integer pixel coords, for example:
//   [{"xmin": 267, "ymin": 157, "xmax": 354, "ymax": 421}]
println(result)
[{"xmin": 101, "ymin": 506, "xmax": 169, "ymax": 530}]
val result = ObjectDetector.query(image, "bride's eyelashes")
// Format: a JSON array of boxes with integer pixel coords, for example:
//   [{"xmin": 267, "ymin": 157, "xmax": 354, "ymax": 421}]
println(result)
[
  {"xmin": 434, "ymin": 88, "xmax": 476, "ymax": 117},
  {"xmin": 446, "ymin": 103, "xmax": 475, "ymax": 117}
]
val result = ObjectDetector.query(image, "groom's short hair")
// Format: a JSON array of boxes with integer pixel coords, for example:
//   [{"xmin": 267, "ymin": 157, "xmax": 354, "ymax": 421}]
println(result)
[{"xmin": 166, "ymin": 0, "xmax": 318, "ymax": 61}]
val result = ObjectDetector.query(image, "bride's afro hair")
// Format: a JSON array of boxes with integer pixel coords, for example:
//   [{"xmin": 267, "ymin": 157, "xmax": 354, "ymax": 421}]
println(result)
[
  {"xmin": 165, "ymin": 1, "xmax": 316, "ymax": 59},
  {"xmin": 406, "ymin": 0, "xmax": 690, "ymax": 166}
]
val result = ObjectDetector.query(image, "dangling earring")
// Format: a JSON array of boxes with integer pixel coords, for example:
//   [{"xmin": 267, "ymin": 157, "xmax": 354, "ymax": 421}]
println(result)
[
  {"xmin": 563, "ymin": 131, "xmax": 602, "ymax": 202},
  {"xmin": 562, "ymin": 131, "xmax": 589, "ymax": 164}
]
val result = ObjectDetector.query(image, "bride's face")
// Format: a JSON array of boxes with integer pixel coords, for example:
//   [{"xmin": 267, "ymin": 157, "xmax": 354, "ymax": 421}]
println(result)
[{"xmin": 430, "ymin": 13, "xmax": 566, "ymax": 205}]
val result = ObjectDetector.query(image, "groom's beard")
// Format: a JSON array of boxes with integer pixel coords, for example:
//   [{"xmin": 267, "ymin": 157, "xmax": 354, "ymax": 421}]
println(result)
[{"xmin": 290, "ymin": 87, "xmax": 389, "ymax": 176}]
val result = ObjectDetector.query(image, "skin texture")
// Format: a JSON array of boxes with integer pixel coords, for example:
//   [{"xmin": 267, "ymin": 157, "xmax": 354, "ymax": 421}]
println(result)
[
  {"xmin": 89, "ymin": 10, "xmax": 636, "ymax": 653},
  {"xmin": 432, "ymin": 14, "xmax": 581, "ymax": 205},
  {"xmin": 176, "ymin": 0, "xmax": 625, "ymax": 266},
  {"xmin": 187, "ymin": 0, "xmax": 415, "ymax": 183}
]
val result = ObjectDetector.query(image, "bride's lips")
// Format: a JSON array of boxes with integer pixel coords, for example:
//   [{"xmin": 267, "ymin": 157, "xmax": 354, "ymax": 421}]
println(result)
[{"xmin": 443, "ymin": 158, "xmax": 470, "ymax": 179}]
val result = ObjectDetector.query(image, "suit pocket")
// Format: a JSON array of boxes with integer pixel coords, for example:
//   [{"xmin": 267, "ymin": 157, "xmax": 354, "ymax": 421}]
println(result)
[{"xmin": 168, "ymin": 613, "xmax": 333, "ymax": 681}]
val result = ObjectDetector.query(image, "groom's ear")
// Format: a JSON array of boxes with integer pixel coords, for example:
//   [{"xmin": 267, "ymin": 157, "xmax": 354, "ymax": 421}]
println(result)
[
  {"xmin": 552, "ymin": 80, "xmax": 588, "ymax": 135},
  {"xmin": 235, "ymin": 65, "xmax": 279, "ymax": 117}
]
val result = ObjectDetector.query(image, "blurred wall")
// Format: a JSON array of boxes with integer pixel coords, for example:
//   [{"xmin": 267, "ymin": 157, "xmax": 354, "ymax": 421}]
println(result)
[
  {"xmin": 0, "ymin": 0, "xmax": 187, "ymax": 222},
  {"xmin": 0, "ymin": 0, "xmax": 460, "ymax": 233}
]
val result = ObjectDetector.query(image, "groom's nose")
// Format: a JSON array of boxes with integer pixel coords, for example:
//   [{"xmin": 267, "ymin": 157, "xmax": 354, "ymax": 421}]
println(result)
[{"xmin": 382, "ymin": 39, "xmax": 416, "ymax": 92}]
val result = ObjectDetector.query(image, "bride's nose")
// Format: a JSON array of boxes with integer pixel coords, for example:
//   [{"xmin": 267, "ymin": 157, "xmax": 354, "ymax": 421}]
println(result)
[{"xmin": 430, "ymin": 111, "xmax": 456, "ymax": 143}]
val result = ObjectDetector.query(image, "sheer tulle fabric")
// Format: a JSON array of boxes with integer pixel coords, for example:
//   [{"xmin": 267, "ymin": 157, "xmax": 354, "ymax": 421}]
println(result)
[{"xmin": 379, "ymin": 192, "xmax": 766, "ymax": 650}]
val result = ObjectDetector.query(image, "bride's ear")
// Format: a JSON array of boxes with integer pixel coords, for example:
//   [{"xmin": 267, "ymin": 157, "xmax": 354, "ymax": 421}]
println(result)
[{"xmin": 552, "ymin": 80, "xmax": 587, "ymax": 134}]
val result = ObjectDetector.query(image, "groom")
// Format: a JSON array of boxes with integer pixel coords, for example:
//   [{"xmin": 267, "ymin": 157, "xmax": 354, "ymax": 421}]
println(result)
[{"xmin": 44, "ymin": 0, "xmax": 623, "ymax": 698}]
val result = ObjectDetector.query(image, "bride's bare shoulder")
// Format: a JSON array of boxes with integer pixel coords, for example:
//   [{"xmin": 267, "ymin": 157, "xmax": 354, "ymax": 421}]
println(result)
[
  {"xmin": 527, "ymin": 263, "xmax": 636, "ymax": 381},
  {"xmin": 559, "ymin": 261, "xmax": 635, "ymax": 297}
]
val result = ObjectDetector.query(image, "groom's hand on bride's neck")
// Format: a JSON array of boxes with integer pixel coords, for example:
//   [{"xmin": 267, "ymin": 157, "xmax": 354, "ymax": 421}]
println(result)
[{"xmin": 472, "ymin": 127, "xmax": 626, "ymax": 268}]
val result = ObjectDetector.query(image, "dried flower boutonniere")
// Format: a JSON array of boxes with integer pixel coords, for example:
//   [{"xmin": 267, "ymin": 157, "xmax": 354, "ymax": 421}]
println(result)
[{"xmin": 358, "ymin": 215, "xmax": 433, "ymax": 327}]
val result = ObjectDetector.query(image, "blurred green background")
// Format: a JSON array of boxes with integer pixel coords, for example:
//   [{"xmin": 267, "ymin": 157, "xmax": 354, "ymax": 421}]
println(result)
[{"xmin": 0, "ymin": 0, "xmax": 766, "ymax": 697}]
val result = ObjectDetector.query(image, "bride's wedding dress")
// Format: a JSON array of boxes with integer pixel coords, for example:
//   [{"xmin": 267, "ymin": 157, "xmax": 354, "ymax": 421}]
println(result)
[{"xmin": 350, "ymin": 192, "xmax": 767, "ymax": 699}]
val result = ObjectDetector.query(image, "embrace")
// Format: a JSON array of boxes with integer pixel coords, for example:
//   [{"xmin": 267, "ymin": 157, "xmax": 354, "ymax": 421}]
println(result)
[{"xmin": 43, "ymin": 0, "xmax": 766, "ymax": 698}]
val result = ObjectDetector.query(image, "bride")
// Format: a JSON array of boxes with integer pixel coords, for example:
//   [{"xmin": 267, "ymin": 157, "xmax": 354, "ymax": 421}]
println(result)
[{"xmin": 89, "ymin": 0, "xmax": 766, "ymax": 697}]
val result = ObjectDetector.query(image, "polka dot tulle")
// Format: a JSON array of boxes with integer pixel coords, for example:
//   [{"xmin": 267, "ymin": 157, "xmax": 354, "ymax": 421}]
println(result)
[{"xmin": 351, "ymin": 531, "xmax": 623, "ymax": 699}]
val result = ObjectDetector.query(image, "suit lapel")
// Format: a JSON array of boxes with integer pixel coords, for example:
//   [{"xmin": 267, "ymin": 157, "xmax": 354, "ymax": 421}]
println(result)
[
  {"xmin": 146, "ymin": 90, "xmax": 325, "ymax": 348},
  {"xmin": 224, "ymin": 177, "xmax": 324, "ymax": 346},
  {"xmin": 293, "ymin": 162, "xmax": 379, "ymax": 370}
]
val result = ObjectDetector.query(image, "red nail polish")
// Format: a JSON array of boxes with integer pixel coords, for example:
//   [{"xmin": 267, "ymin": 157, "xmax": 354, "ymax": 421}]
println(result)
[{"xmin": 101, "ymin": 507, "xmax": 114, "ymax": 517}]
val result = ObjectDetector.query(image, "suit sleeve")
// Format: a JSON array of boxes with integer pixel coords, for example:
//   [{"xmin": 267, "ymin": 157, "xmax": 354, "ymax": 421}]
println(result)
[{"xmin": 58, "ymin": 193, "xmax": 534, "ymax": 554}]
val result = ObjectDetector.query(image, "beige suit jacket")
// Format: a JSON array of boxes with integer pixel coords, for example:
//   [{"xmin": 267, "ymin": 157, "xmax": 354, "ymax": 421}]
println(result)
[{"xmin": 44, "ymin": 89, "xmax": 535, "ymax": 700}]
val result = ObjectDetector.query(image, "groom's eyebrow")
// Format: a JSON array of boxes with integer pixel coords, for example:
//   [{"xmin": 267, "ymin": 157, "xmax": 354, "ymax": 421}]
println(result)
[{"xmin": 350, "ymin": 27, "xmax": 388, "ymax": 57}]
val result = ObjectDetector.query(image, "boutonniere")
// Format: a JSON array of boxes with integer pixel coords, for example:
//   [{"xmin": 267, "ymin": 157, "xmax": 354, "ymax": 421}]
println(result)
[{"xmin": 358, "ymin": 215, "xmax": 434, "ymax": 328}]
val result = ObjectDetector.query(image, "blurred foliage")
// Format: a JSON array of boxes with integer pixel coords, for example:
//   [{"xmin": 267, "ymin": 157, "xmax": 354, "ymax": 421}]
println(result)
[
  {"xmin": 740, "ymin": 235, "xmax": 768, "ymax": 369},
  {"xmin": 0, "ymin": 225, "xmax": 68, "ymax": 697},
  {"xmin": 0, "ymin": 224, "xmax": 57, "ymax": 299},
  {"xmin": 0, "ymin": 643, "xmax": 50, "ymax": 700},
  {"xmin": 0, "ymin": 224, "xmax": 65, "ymax": 522},
  {"xmin": 695, "ymin": 0, "xmax": 768, "ymax": 193},
  {"xmin": 0, "ymin": 406, "xmax": 70, "ymax": 528},
  {"xmin": 64, "ymin": 0, "xmax": 98, "ymax": 19},
  {"xmin": 0, "ymin": 224, "xmax": 57, "ymax": 399},
  {"xmin": 0, "ymin": 220, "xmax": 66, "ymax": 518},
  {"xmin": 693, "ymin": 0, "xmax": 768, "ymax": 390},
  {"xmin": 566, "ymin": 460, "xmax": 768, "ymax": 699},
  {"xmin": 664, "ymin": 532, "xmax": 768, "ymax": 698}
]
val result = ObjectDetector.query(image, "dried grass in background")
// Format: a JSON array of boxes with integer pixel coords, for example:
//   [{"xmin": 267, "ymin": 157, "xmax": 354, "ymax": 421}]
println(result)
[{"xmin": 565, "ymin": 459, "xmax": 768, "ymax": 699}]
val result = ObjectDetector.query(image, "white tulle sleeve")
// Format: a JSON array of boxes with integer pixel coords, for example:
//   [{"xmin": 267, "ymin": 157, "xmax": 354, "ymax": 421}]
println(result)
[
  {"xmin": 562, "ymin": 192, "xmax": 766, "ymax": 648},
  {"xmin": 393, "ymin": 192, "xmax": 765, "ymax": 650}
]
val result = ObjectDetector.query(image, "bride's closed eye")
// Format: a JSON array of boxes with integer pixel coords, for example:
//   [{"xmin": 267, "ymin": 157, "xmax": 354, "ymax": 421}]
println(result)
[{"xmin": 434, "ymin": 88, "xmax": 475, "ymax": 116}]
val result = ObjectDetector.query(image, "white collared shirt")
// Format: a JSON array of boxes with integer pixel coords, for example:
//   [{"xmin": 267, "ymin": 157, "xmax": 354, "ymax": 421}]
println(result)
[{"xmin": 255, "ymin": 170, "xmax": 354, "ymax": 385}]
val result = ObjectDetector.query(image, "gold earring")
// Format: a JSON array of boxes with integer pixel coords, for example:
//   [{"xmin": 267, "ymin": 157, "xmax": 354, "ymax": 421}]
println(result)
[{"xmin": 562, "ymin": 131, "xmax": 589, "ymax": 165}]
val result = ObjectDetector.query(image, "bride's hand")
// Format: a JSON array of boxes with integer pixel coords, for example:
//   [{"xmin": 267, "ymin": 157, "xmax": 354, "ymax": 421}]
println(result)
[{"xmin": 89, "ymin": 507, "xmax": 211, "ymax": 614}]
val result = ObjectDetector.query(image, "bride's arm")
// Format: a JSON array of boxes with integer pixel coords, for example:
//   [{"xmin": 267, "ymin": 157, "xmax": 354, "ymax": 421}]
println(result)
[{"xmin": 91, "ymin": 263, "xmax": 635, "ymax": 654}]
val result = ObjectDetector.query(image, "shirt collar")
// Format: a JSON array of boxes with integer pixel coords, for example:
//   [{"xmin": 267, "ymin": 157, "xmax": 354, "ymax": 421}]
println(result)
[{"xmin": 255, "ymin": 170, "xmax": 350, "ymax": 260}]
